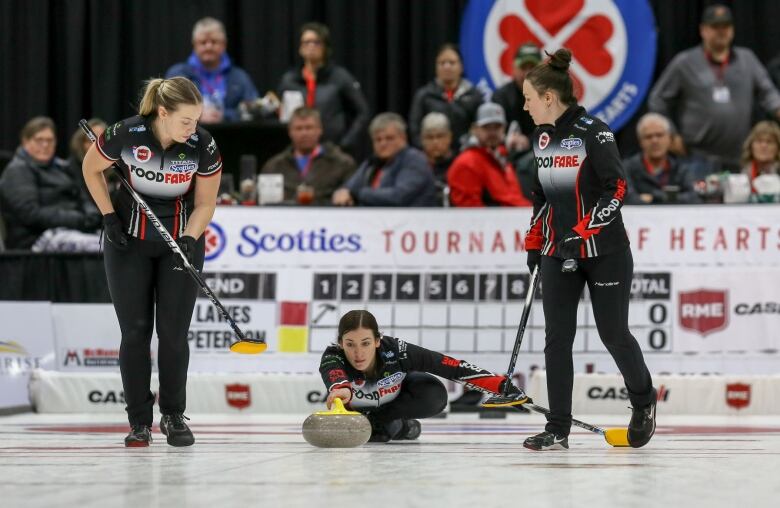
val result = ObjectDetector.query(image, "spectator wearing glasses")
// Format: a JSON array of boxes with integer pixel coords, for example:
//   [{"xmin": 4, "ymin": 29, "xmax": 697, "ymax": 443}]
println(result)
[
  {"xmin": 277, "ymin": 22, "xmax": 370, "ymax": 156},
  {"xmin": 0, "ymin": 117, "xmax": 101, "ymax": 249},
  {"xmin": 409, "ymin": 44, "xmax": 483, "ymax": 151},
  {"xmin": 165, "ymin": 17, "xmax": 259, "ymax": 123},
  {"xmin": 624, "ymin": 113, "xmax": 700, "ymax": 205}
]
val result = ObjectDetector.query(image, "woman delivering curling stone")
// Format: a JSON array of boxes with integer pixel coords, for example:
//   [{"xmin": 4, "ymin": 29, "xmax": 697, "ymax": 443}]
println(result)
[
  {"xmin": 82, "ymin": 77, "xmax": 222, "ymax": 447},
  {"xmin": 320, "ymin": 310, "xmax": 526, "ymax": 442},
  {"xmin": 521, "ymin": 48, "xmax": 656, "ymax": 451}
]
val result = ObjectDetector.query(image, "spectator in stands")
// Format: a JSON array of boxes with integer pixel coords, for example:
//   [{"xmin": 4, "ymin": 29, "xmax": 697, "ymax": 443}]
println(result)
[
  {"xmin": 491, "ymin": 42, "xmax": 541, "ymax": 160},
  {"xmin": 260, "ymin": 107, "xmax": 355, "ymax": 205},
  {"xmin": 447, "ymin": 103, "xmax": 531, "ymax": 207},
  {"xmin": 0, "ymin": 117, "xmax": 101, "ymax": 249},
  {"xmin": 69, "ymin": 118, "xmax": 108, "ymax": 198},
  {"xmin": 741, "ymin": 120, "xmax": 780, "ymax": 190},
  {"xmin": 648, "ymin": 4, "xmax": 780, "ymax": 176},
  {"xmin": 333, "ymin": 113, "xmax": 436, "ymax": 207},
  {"xmin": 166, "ymin": 17, "xmax": 258, "ymax": 123},
  {"xmin": 420, "ymin": 112, "xmax": 454, "ymax": 205},
  {"xmin": 409, "ymin": 44, "xmax": 483, "ymax": 151},
  {"xmin": 624, "ymin": 113, "xmax": 700, "ymax": 205},
  {"xmin": 277, "ymin": 22, "xmax": 370, "ymax": 156}
]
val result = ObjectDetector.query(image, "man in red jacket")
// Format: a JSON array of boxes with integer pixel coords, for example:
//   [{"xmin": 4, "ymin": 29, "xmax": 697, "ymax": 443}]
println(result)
[{"xmin": 447, "ymin": 102, "xmax": 531, "ymax": 207}]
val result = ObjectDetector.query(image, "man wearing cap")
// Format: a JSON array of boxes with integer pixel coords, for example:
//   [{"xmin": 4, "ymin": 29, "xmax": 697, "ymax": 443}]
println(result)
[
  {"xmin": 447, "ymin": 103, "xmax": 531, "ymax": 207},
  {"xmin": 492, "ymin": 42, "xmax": 541, "ymax": 158},
  {"xmin": 648, "ymin": 4, "xmax": 780, "ymax": 176}
]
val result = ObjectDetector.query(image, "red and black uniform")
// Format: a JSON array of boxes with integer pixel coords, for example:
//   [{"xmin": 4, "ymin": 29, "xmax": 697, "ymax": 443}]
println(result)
[
  {"xmin": 320, "ymin": 336, "xmax": 510, "ymax": 423},
  {"xmin": 96, "ymin": 115, "xmax": 222, "ymax": 428},
  {"xmin": 526, "ymin": 105, "xmax": 628, "ymax": 258},
  {"xmin": 526, "ymin": 105, "xmax": 654, "ymax": 437}
]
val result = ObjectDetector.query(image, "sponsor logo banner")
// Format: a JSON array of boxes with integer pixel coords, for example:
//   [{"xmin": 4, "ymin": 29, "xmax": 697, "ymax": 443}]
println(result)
[
  {"xmin": 726, "ymin": 383, "xmax": 750, "ymax": 410},
  {"xmin": 460, "ymin": 0, "xmax": 657, "ymax": 130},
  {"xmin": 678, "ymin": 289, "xmax": 728, "ymax": 336},
  {"xmin": 0, "ymin": 302, "xmax": 56, "ymax": 408},
  {"xmin": 225, "ymin": 383, "xmax": 251, "ymax": 410},
  {"xmin": 203, "ymin": 206, "xmax": 780, "ymax": 269}
]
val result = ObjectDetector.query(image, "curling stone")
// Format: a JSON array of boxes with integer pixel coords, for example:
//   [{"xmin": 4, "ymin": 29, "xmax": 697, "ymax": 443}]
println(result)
[{"xmin": 302, "ymin": 398, "xmax": 372, "ymax": 448}]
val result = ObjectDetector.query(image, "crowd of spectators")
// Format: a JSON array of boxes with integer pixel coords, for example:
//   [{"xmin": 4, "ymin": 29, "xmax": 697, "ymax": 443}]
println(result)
[{"xmin": 2, "ymin": 5, "xmax": 780, "ymax": 251}]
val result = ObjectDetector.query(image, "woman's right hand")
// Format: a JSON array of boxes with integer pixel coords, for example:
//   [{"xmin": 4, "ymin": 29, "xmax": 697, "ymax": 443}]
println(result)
[
  {"xmin": 526, "ymin": 250, "xmax": 541, "ymax": 274},
  {"xmin": 326, "ymin": 387, "xmax": 352, "ymax": 409},
  {"xmin": 103, "ymin": 212, "xmax": 129, "ymax": 250}
]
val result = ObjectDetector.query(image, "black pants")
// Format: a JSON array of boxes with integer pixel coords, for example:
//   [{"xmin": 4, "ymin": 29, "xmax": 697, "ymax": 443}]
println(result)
[
  {"xmin": 364, "ymin": 372, "xmax": 448, "ymax": 424},
  {"xmin": 541, "ymin": 247, "xmax": 654, "ymax": 436},
  {"xmin": 104, "ymin": 237, "xmax": 205, "ymax": 427}
]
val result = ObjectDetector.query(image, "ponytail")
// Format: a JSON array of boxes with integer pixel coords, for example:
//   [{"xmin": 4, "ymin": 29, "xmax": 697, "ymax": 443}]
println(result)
[
  {"xmin": 525, "ymin": 48, "xmax": 577, "ymax": 106},
  {"xmin": 137, "ymin": 76, "xmax": 202, "ymax": 118}
]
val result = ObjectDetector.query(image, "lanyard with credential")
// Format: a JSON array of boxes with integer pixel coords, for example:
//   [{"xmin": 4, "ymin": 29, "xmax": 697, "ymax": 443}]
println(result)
[
  {"xmin": 196, "ymin": 68, "xmax": 224, "ymax": 97},
  {"xmin": 704, "ymin": 48, "xmax": 729, "ymax": 83}
]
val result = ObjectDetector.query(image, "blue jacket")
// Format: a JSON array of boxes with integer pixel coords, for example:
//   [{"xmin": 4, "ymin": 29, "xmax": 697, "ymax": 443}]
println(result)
[
  {"xmin": 165, "ymin": 53, "xmax": 258, "ymax": 122},
  {"xmin": 344, "ymin": 146, "xmax": 437, "ymax": 206}
]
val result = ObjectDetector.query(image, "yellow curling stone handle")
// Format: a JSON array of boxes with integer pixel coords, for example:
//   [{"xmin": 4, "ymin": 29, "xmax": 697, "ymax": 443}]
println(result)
[{"xmin": 314, "ymin": 396, "xmax": 360, "ymax": 416}]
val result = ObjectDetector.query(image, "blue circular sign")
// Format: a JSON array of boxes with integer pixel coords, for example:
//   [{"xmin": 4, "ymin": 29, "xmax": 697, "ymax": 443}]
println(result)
[
  {"xmin": 460, "ymin": 0, "xmax": 657, "ymax": 131},
  {"xmin": 204, "ymin": 221, "xmax": 226, "ymax": 261}
]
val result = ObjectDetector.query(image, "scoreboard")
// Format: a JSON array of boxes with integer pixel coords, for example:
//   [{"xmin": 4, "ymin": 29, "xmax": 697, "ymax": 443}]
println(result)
[{"xmin": 308, "ymin": 271, "xmax": 673, "ymax": 355}]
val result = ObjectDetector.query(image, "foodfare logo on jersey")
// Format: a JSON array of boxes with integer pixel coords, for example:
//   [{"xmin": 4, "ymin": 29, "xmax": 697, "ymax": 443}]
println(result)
[
  {"xmin": 460, "ymin": 0, "xmax": 656, "ymax": 131},
  {"xmin": 678, "ymin": 289, "xmax": 729, "ymax": 336}
]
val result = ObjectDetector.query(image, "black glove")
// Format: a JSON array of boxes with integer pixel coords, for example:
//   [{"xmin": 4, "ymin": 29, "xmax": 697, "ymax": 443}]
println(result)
[
  {"xmin": 499, "ymin": 377, "xmax": 529, "ymax": 401},
  {"xmin": 81, "ymin": 211, "xmax": 103, "ymax": 232},
  {"xmin": 174, "ymin": 235, "xmax": 197, "ymax": 269},
  {"xmin": 526, "ymin": 250, "xmax": 541, "ymax": 274},
  {"xmin": 557, "ymin": 231, "xmax": 584, "ymax": 259},
  {"xmin": 102, "ymin": 213, "xmax": 129, "ymax": 250}
]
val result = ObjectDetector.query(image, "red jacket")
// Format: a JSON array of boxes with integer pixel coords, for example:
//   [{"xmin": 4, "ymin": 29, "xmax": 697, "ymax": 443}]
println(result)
[{"xmin": 447, "ymin": 145, "xmax": 531, "ymax": 207}]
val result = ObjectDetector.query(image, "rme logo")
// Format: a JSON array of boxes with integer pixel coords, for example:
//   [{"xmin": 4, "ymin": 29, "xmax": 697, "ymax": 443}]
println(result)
[{"xmin": 679, "ymin": 289, "xmax": 728, "ymax": 336}]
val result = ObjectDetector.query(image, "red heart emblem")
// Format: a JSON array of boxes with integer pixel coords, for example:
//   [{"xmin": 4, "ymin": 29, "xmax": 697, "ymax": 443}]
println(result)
[{"xmin": 498, "ymin": 0, "xmax": 614, "ymax": 100}]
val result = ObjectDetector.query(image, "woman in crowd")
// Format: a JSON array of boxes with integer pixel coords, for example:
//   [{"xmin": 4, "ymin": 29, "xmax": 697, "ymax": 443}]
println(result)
[
  {"xmin": 408, "ymin": 43, "xmax": 483, "ymax": 151},
  {"xmin": 277, "ymin": 22, "xmax": 370, "ymax": 156},
  {"xmin": 0, "ymin": 116, "xmax": 100, "ymax": 250},
  {"xmin": 741, "ymin": 120, "xmax": 780, "ymax": 193}
]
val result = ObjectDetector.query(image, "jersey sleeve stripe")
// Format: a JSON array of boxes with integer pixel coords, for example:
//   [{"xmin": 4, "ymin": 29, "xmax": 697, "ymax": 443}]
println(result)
[
  {"xmin": 197, "ymin": 166, "xmax": 223, "ymax": 178},
  {"xmin": 96, "ymin": 140, "xmax": 119, "ymax": 161}
]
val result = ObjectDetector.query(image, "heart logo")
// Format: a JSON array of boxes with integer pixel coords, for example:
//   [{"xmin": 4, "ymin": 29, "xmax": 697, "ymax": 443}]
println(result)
[{"xmin": 498, "ymin": 0, "xmax": 614, "ymax": 101}]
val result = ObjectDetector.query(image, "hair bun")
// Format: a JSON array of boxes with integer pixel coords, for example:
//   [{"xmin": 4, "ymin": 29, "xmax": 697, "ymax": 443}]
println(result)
[{"xmin": 547, "ymin": 48, "xmax": 572, "ymax": 72}]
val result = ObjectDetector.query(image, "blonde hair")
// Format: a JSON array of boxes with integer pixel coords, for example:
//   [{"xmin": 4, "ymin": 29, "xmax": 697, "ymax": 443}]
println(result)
[
  {"xmin": 741, "ymin": 121, "xmax": 780, "ymax": 166},
  {"xmin": 138, "ymin": 77, "xmax": 202, "ymax": 118}
]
